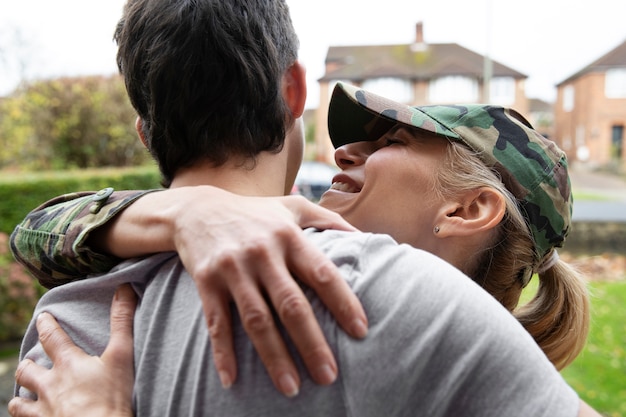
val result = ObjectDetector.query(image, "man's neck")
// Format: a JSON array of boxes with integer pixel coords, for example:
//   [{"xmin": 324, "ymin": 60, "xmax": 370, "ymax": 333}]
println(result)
[{"xmin": 169, "ymin": 152, "xmax": 290, "ymax": 197}]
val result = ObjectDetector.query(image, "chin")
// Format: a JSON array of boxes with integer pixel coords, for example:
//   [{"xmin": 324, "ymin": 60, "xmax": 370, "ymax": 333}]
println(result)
[{"xmin": 320, "ymin": 193, "xmax": 359, "ymax": 223}]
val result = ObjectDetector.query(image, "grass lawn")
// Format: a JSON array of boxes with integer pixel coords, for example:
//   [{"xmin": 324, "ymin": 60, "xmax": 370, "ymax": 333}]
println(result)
[
  {"xmin": 563, "ymin": 280, "xmax": 626, "ymax": 416},
  {"xmin": 522, "ymin": 277, "xmax": 626, "ymax": 416}
]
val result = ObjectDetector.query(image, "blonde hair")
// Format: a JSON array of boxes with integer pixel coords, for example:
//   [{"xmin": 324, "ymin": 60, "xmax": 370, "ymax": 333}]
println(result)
[{"xmin": 435, "ymin": 141, "xmax": 589, "ymax": 370}]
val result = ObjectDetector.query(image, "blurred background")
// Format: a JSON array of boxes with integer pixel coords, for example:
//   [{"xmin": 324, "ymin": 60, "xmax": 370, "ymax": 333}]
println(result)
[{"xmin": 1, "ymin": 1, "xmax": 625, "ymax": 415}]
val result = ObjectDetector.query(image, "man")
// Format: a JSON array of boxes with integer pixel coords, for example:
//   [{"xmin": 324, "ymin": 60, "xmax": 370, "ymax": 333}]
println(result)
[{"xmin": 10, "ymin": 0, "xmax": 599, "ymax": 416}]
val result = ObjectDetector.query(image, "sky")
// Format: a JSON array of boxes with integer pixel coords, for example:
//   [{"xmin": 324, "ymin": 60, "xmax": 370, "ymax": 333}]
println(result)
[{"xmin": 1, "ymin": 0, "xmax": 625, "ymax": 108}]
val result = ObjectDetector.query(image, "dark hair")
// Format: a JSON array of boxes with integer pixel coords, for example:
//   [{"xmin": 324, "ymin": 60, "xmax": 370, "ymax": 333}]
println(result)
[{"xmin": 114, "ymin": 0, "xmax": 299, "ymax": 186}]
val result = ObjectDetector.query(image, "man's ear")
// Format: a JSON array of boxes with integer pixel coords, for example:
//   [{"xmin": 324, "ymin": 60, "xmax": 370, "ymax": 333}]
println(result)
[
  {"xmin": 135, "ymin": 117, "xmax": 148, "ymax": 148},
  {"xmin": 282, "ymin": 61, "xmax": 307, "ymax": 119},
  {"xmin": 435, "ymin": 187, "xmax": 506, "ymax": 237}
]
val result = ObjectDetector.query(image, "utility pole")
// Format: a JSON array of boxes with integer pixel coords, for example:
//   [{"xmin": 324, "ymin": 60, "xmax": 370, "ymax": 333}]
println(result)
[{"xmin": 483, "ymin": 0, "xmax": 493, "ymax": 103}]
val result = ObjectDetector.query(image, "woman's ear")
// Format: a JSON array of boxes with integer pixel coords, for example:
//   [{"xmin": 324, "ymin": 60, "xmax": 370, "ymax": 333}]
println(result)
[
  {"xmin": 282, "ymin": 61, "xmax": 307, "ymax": 119},
  {"xmin": 135, "ymin": 117, "xmax": 149, "ymax": 148},
  {"xmin": 435, "ymin": 187, "xmax": 506, "ymax": 237}
]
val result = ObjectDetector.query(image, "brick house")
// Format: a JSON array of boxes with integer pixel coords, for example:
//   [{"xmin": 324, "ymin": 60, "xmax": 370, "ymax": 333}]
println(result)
[
  {"xmin": 554, "ymin": 39, "xmax": 626, "ymax": 168},
  {"xmin": 313, "ymin": 22, "xmax": 529, "ymax": 162}
]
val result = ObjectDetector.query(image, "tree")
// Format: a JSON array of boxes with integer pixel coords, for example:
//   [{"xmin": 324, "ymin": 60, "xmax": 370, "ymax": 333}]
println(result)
[{"xmin": 0, "ymin": 75, "xmax": 151, "ymax": 170}]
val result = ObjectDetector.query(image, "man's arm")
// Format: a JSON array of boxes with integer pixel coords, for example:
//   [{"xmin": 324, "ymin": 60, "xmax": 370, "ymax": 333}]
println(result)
[{"xmin": 10, "ymin": 185, "xmax": 368, "ymax": 396}]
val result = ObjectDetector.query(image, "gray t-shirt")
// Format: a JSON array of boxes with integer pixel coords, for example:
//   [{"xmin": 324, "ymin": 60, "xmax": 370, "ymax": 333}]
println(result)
[{"xmin": 17, "ymin": 229, "xmax": 579, "ymax": 416}]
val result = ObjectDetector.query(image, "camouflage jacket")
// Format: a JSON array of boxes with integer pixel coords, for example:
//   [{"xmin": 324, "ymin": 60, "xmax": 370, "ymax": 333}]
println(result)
[{"xmin": 10, "ymin": 188, "xmax": 159, "ymax": 289}]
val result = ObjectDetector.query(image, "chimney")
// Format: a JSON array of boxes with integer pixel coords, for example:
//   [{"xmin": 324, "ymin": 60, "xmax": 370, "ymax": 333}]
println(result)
[
  {"xmin": 415, "ymin": 22, "xmax": 424, "ymax": 44},
  {"xmin": 410, "ymin": 21, "xmax": 427, "ymax": 52}
]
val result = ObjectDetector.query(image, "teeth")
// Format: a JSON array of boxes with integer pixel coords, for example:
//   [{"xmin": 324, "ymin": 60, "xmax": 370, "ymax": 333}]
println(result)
[{"xmin": 330, "ymin": 182, "xmax": 360, "ymax": 193}]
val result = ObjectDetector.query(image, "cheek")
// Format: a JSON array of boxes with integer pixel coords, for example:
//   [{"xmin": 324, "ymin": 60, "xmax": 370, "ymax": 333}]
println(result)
[{"xmin": 365, "ymin": 164, "xmax": 440, "ymax": 238}]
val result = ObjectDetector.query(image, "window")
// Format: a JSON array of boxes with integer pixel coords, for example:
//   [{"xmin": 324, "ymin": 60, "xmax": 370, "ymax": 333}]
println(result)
[
  {"xmin": 428, "ymin": 76, "xmax": 478, "ymax": 103},
  {"xmin": 606, "ymin": 68, "xmax": 626, "ymax": 98},
  {"xmin": 563, "ymin": 85, "xmax": 574, "ymax": 112},
  {"xmin": 489, "ymin": 77, "xmax": 515, "ymax": 105},
  {"xmin": 361, "ymin": 78, "xmax": 413, "ymax": 103}
]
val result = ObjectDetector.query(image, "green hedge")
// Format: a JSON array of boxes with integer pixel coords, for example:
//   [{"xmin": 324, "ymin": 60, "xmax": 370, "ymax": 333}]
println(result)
[
  {"xmin": 0, "ymin": 165, "xmax": 162, "ymax": 342},
  {"xmin": 0, "ymin": 165, "xmax": 162, "ymax": 235}
]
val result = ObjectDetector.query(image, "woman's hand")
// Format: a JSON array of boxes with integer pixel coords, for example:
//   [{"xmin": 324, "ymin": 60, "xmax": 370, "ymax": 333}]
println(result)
[
  {"xmin": 175, "ymin": 193, "xmax": 368, "ymax": 396},
  {"xmin": 9, "ymin": 284, "xmax": 137, "ymax": 417}
]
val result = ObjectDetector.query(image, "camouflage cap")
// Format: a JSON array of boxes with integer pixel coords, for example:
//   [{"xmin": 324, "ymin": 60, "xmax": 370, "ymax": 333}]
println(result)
[{"xmin": 327, "ymin": 82, "xmax": 572, "ymax": 259}]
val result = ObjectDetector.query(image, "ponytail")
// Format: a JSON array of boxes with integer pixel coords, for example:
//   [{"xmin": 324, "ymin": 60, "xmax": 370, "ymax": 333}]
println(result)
[{"xmin": 514, "ymin": 260, "xmax": 590, "ymax": 370}]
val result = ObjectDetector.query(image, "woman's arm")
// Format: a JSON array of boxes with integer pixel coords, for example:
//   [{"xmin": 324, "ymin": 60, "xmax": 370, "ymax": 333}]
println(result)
[
  {"xmin": 10, "ymin": 185, "xmax": 368, "ymax": 395},
  {"xmin": 10, "ymin": 189, "xmax": 156, "ymax": 288}
]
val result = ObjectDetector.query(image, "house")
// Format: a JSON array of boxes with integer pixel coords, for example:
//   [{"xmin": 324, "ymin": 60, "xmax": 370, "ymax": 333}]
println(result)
[
  {"xmin": 313, "ymin": 22, "xmax": 529, "ymax": 162},
  {"xmin": 528, "ymin": 98, "xmax": 555, "ymax": 140},
  {"xmin": 554, "ymin": 39, "xmax": 626, "ymax": 168}
]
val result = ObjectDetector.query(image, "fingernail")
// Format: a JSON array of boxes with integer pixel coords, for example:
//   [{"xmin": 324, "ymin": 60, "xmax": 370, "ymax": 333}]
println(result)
[
  {"xmin": 37, "ymin": 312, "xmax": 50, "ymax": 322},
  {"xmin": 279, "ymin": 373, "xmax": 299, "ymax": 398},
  {"xmin": 351, "ymin": 318, "xmax": 368, "ymax": 338},
  {"xmin": 316, "ymin": 364, "xmax": 337, "ymax": 385},
  {"xmin": 115, "ymin": 284, "xmax": 135, "ymax": 301},
  {"xmin": 219, "ymin": 371, "xmax": 232, "ymax": 389}
]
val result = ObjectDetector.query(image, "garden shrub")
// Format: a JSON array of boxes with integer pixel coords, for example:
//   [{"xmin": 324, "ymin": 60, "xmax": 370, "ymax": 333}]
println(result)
[{"xmin": 0, "ymin": 166, "xmax": 161, "ymax": 342}]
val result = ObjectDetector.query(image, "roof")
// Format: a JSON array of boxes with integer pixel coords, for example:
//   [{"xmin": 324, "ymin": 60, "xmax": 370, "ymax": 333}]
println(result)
[
  {"xmin": 319, "ymin": 42, "xmax": 527, "ymax": 82},
  {"xmin": 529, "ymin": 98, "xmax": 553, "ymax": 112},
  {"xmin": 557, "ymin": 38, "xmax": 626, "ymax": 86}
]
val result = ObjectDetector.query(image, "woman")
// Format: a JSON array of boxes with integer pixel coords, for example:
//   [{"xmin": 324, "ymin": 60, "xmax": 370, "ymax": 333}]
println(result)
[
  {"xmin": 11, "ymin": 83, "xmax": 589, "ymax": 372},
  {"xmin": 323, "ymin": 83, "xmax": 587, "ymax": 370}
]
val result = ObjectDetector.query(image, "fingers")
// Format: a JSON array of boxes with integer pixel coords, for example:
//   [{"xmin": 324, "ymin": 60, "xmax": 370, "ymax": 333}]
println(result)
[
  {"xmin": 217, "ymin": 254, "xmax": 302, "ymax": 397},
  {"xmin": 287, "ymin": 232, "xmax": 368, "ymax": 339},
  {"xmin": 102, "ymin": 284, "xmax": 137, "ymax": 370},
  {"xmin": 280, "ymin": 196, "xmax": 368, "ymax": 338},
  {"xmin": 262, "ymin": 261, "xmax": 339, "ymax": 386},
  {"xmin": 36, "ymin": 312, "xmax": 80, "ymax": 365},
  {"xmin": 13, "ymin": 359, "xmax": 45, "ymax": 397},
  {"xmin": 225, "ymin": 233, "xmax": 339, "ymax": 390},
  {"xmin": 194, "ymin": 245, "xmax": 302, "ymax": 397},
  {"xmin": 233, "ymin": 284, "xmax": 301, "ymax": 398},
  {"xmin": 199, "ymin": 290, "xmax": 237, "ymax": 390},
  {"xmin": 284, "ymin": 195, "xmax": 358, "ymax": 232},
  {"xmin": 8, "ymin": 396, "xmax": 38, "ymax": 417}
]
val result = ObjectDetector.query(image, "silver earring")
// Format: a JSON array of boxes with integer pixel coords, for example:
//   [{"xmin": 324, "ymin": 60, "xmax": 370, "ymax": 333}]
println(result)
[{"xmin": 434, "ymin": 226, "xmax": 440, "ymax": 234}]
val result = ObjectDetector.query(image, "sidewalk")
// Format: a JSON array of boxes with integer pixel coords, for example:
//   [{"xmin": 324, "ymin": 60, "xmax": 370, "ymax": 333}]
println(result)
[{"xmin": 569, "ymin": 163, "xmax": 626, "ymax": 202}]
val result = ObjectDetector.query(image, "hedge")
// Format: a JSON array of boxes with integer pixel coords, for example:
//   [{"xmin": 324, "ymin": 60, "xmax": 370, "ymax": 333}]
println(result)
[
  {"xmin": 0, "ymin": 166, "xmax": 162, "ymax": 342},
  {"xmin": 0, "ymin": 165, "xmax": 162, "ymax": 235}
]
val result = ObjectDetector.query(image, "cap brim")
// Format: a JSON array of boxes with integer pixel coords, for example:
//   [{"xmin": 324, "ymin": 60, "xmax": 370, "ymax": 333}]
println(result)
[{"xmin": 328, "ymin": 82, "xmax": 460, "ymax": 148}]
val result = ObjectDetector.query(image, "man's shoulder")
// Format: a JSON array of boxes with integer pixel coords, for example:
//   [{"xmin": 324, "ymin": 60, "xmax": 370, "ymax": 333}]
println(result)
[
  {"xmin": 302, "ymin": 228, "xmax": 484, "ymax": 314},
  {"xmin": 303, "ymin": 228, "xmax": 468, "ymax": 283}
]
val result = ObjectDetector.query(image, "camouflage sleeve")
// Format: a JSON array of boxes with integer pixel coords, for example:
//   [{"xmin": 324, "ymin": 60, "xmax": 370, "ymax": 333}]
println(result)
[{"xmin": 10, "ymin": 188, "xmax": 161, "ymax": 289}]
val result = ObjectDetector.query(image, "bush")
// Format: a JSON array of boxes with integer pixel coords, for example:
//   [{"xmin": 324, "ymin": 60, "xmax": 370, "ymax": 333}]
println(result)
[
  {"xmin": 0, "ymin": 232, "xmax": 44, "ymax": 342},
  {"xmin": 0, "ymin": 75, "xmax": 152, "ymax": 170}
]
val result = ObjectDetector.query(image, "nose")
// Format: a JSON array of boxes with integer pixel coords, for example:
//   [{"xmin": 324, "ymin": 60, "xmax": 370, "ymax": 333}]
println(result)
[{"xmin": 334, "ymin": 142, "xmax": 370, "ymax": 169}]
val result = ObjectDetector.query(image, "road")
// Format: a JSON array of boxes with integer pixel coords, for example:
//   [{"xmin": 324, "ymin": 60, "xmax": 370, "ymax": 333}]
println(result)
[{"xmin": 569, "ymin": 164, "xmax": 626, "ymax": 222}]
